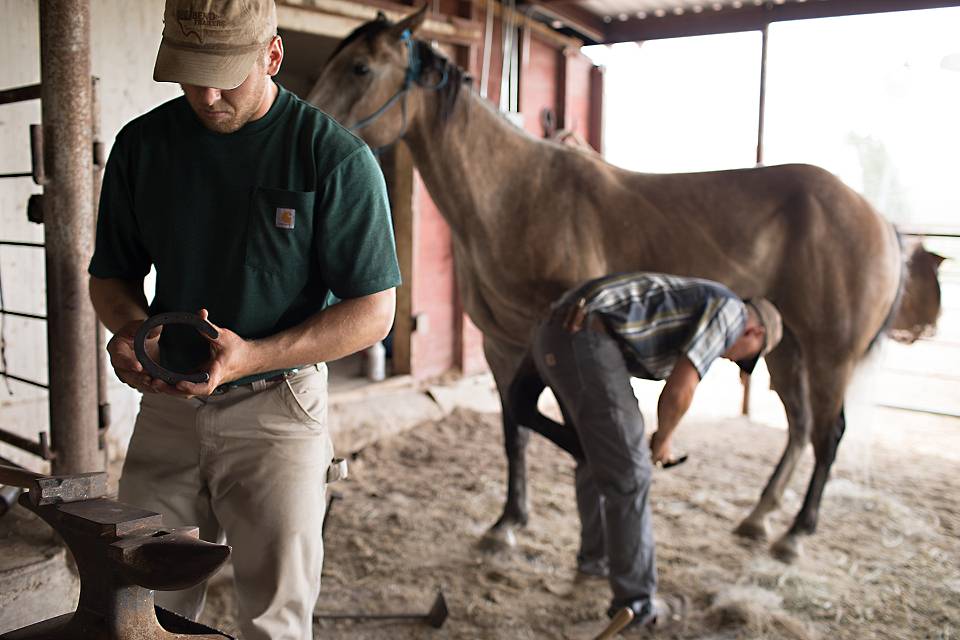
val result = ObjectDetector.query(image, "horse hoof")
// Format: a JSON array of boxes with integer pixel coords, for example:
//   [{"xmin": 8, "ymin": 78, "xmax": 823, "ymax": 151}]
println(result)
[
  {"xmin": 479, "ymin": 525, "xmax": 517, "ymax": 553},
  {"xmin": 734, "ymin": 519, "xmax": 768, "ymax": 541},
  {"xmin": 771, "ymin": 534, "xmax": 802, "ymax": 563}
]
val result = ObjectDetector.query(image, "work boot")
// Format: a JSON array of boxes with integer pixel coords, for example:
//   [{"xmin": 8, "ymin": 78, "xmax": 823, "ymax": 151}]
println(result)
[{"xmin": 607, "ymin": 593, "xmax": 688, "ymax": 631}]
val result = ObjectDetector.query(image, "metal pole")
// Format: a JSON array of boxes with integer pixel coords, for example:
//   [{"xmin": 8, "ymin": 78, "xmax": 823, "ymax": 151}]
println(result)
[{"xmin": 39, "ymin": 0, "xmax": 100, "ymax": 474}]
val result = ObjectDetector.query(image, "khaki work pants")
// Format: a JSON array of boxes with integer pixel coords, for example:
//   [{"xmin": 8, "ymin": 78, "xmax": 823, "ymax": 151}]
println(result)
[{"xmin": 119, "ymin": 365, "xmax": 335, "ymax": 640}]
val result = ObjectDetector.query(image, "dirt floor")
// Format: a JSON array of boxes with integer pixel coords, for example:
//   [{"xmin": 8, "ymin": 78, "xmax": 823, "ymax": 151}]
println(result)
[{"xmin": 199, "ymin": 400, "xmax": 960, "ymax": 640}]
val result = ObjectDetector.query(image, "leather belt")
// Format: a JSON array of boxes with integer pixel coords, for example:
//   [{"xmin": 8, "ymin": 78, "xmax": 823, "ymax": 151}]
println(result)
[
  {"xmin": 554, "ymin": 299, "xmax": 607, "ymax": 335},
  {"xmin": 211, "ymin": 369, "xmax": 299, "ymax": 396}
]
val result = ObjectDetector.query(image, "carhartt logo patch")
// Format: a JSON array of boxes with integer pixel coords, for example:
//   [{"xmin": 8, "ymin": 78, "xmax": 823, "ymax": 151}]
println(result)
[{"xmin": 275, "ymin": 208, "xmax": 295, "ymax": 229}]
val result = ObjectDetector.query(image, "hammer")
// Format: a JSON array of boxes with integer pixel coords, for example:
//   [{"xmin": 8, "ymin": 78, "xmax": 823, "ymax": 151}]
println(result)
[{"xmin": 0, "ymin": 463, "xmax": 108, "ymax": 506}]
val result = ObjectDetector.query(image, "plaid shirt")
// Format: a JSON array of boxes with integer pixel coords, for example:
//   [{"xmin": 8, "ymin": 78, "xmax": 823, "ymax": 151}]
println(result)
[{"xmin": 557, "ymin": 272, "xmax": 747, "ymax": 380}]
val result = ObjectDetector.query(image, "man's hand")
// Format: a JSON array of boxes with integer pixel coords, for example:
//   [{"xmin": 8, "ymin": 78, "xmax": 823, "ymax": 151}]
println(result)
[
  {"xmin": 154, "ymin": 308, "xmax": 257, "ymax": 398},
  {"xmin": 653, "ymin": 356, "xmax": 699, "ymax": 466},
  {"xmin": 107, "ymin": 319, "xmax": 160, "ymax": 393},
  {"xmin": 650, "ymin": 430, "xmax": 674, "ymax": 465}
]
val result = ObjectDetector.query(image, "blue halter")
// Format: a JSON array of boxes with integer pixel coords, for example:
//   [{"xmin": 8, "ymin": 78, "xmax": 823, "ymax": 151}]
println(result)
[{"xmin": 350, "ymin": 29, "xmax": 449, "ymax": 152}]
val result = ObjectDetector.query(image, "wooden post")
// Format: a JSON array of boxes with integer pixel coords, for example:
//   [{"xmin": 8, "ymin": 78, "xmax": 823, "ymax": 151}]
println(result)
[
  {"xmin": 381, "ymin": 145, "xmax": 416, "ymax": 376},
  {"xmin": 743, "ymin": 22, "xmax": 769, "ymax": 417},
  {"xmin": 756, "ymin": 22, "xmax": 769, "ymax": 167}
]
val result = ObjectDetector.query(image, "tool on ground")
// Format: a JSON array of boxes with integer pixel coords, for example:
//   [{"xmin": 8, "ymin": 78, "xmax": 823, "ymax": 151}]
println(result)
[
  {"xmin": 1, "ymin": 467, "xmax": 233, "ymax": 639},
  {"xmin": 134, "ymin": 311, "xmax": 219, "ymax": 385},
  {"xmin": 314, "ymin": 589, "xmax": 449, "ymax": 629},
  {"xmin": 592, "ymin": 607, "xmax": 634, "ymax": 640}
]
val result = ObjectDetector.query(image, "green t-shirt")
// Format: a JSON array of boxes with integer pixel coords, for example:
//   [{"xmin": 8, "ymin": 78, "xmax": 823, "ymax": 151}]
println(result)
[{"xmin": 89, "ymin": 85, "xmax": 401, "ymax": 379}]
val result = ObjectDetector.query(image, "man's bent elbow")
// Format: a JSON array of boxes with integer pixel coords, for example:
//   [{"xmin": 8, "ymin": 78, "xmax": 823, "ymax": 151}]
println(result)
[{"xmin": 369, "ymin": 288, "xmax": 397, "ymax": 343}]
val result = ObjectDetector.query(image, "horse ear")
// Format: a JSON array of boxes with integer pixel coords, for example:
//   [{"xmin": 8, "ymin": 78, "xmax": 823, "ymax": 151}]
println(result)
[{"xmin": 388, "ymin": 5, "xmax": 429, "ymax": 39}]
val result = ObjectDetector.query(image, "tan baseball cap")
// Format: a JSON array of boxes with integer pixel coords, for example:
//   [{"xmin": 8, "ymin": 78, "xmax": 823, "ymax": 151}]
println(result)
[
  {"xmin": 154, "ymin": 0, "xmax": 277, "ymax": 90},
  {"xmin": 736, "ymin": 297, "xmax": 783, "ymax": 374}
]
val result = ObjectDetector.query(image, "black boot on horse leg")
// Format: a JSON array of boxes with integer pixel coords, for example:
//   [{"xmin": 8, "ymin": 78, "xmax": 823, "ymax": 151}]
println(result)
[
  {"xmin": 772, "ymin": 406, "xmax": 847, "ymax": 562},
  {"xmin": 735, "ymin": 332, "xmax": 812, "ymax": 542}
]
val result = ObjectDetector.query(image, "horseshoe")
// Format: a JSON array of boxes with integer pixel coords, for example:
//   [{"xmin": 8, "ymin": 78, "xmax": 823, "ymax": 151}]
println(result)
[{"xmin": 133, "ymin": 312, "xmax": 219, "ymax": 385}]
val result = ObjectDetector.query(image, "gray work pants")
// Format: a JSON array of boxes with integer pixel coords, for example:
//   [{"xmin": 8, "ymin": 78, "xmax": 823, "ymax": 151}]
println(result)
[{"xmin": 532, "ymin": 313, "xmax": 657, "ymax": 610}]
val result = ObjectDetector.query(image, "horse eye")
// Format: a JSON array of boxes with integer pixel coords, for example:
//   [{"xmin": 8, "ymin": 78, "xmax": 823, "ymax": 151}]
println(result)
[{"xmin": 353, "ymin": 62, "xmax": 370, "ymax": 76}]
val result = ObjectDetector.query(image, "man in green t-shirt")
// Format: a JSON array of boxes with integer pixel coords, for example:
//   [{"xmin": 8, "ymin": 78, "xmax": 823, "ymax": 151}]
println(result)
[{"xmin": 87, "ymin": 2, "xmax": 400, "ymax": 638}]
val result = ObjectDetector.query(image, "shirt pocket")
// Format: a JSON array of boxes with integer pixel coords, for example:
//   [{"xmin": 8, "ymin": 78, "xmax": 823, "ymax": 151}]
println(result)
[{"xmin": 245, "ymin": 186, "xmax": 315, "ymax": 273}]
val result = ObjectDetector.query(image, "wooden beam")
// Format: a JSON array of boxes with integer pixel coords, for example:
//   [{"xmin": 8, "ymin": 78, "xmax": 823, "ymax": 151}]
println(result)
[
  {"xmin": 588, "ymin": 63, "xmax": 603, "ymax": 153},
  {"xmin": 603, "ymin": 0, "xmax": 960, "ymax": 43},
  {"xmin": 473, "ymin": 0, "xmax": 585, "ymax": 50},
  {"xmin": 556, "ymin": 48, "xmax": 568, "ymax": 130},
  {"xmin": 525, "ymin": 1, "xmax": 606, "ymax": 43},
  {"xmin": 277, "ymin": 0, "xmax": 482, "ymax": 44}
]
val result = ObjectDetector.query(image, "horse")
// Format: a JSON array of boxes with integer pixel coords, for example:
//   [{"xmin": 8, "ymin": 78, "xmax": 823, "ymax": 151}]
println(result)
[{"xmin": 306, "ymin": 8, "xmax": 943, "ymax": 561}]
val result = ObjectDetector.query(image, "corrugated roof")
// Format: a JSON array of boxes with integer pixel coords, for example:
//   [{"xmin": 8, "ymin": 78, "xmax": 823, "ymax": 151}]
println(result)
[
  {"xmin": 588, "ymin": 0, "xmax": 787, "ymax": 23},
  {"xmin": 524, "ymin": 0, "xmax": 960, "ymax": 44}
]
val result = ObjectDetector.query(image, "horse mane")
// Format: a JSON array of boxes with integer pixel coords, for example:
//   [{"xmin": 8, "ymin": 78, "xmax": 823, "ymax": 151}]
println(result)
[{"xmin": 330, "ymin": 15, "xmax": 470, "ymax": 124}]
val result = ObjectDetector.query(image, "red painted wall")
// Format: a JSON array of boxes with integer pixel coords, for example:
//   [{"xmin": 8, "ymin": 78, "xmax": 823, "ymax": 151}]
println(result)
[
  {"xmin": 520, "ymin": 35, "xmax": 560, "ymax": 138},
  {"xmin": 411, "ymin": 173, "xmax": 457, "ymax": 378},
  {"xmin": 564, "ymin": 53, "xmax": 595, "ymax": 142}
]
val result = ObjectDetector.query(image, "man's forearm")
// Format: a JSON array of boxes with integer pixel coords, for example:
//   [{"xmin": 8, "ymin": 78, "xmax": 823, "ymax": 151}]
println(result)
[
  {"xmin": 656, "ymin": 356, "xmax": 700, "ymax": 439},
  {"xmin": 656, "ymin": 389, "xmax": 693, "ymax": 440},
  {"xmin": 244, "ymin": 288, "xmax": 396, "ymax": 376},
  {"xmin": 89, "ymin": 276, "xmax": 149, "ymax": 333}
]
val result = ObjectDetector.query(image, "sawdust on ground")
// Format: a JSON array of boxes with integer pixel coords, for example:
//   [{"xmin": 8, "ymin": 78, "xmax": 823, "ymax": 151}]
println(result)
[{"xmin": 199, "ymin": 404, "xmax": 960, "ymax": 640}]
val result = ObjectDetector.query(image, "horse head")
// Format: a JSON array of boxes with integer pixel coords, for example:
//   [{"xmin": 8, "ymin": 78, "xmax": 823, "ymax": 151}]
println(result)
[{"xmin": 306, "ymin": 7, "xmax": 465, "ymax": 149}]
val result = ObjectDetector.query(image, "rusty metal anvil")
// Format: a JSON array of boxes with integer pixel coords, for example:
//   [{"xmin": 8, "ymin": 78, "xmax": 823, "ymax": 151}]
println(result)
[{"xmin": 0, "ymin": 466, "xmax": 232, "ymax": 639}]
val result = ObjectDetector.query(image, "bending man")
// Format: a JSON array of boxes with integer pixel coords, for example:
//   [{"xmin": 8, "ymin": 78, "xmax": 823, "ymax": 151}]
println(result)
[{"xmin": 510, "ymin": 272, "xmax": 782, "ymax": 629}]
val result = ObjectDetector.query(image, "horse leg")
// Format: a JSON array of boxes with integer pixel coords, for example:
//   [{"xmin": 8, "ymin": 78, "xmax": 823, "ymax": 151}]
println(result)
[
  {"xmin": 508, "ymin": 354, "xmax": 584, "ymax": 460},
  {"xmin": 770, "ymin": 361, "xmax": 853, "ymax": 562},
  {"xmin": 481, "ymin": 338, "xmax": 530, "ymax": 550},
  {"xmin": 735, "ymin": 330, "xmax": 813, "ymax": 541}
]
